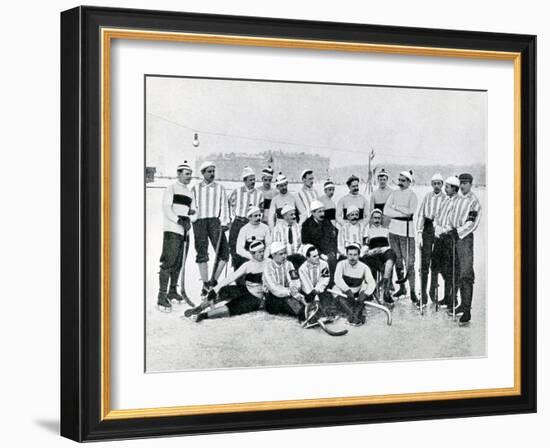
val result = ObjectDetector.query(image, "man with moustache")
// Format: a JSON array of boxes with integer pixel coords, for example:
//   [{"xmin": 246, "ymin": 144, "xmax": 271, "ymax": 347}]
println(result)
[
  {"xmin": 268, "ymin": 173, "xmax": 298, "ymax": 230},
  {"xmin": 272, "ymin": 203, "xmax": 305, "ymax": 269},
  {"xmin": 448, "ymin": 173, "xmax": 482, "ymax": 325},
  {"xmin": 319, "ymin": 179, "xmax": 337, "ymax": 226},
  {"xmin": 257, "ymin": 166, "xmax": 277, "ymax": 224},
  {"xmin": 337, "ymin": 205, "xmax": 365, "ymax": 259},
  {"xmin": 416, "ymin": 173, "xmax": 445, "ymax": 305},
  {"xmin": 384, "ymin": 170, "xmax": 418, "ymax": 302},
  {"xmin": 369, "ymin": 168, "xmax": 393, "ymax": 227},
  {"xmin": 336, "ymin": 175, "xmax": 369, "ymax": 226},
  {"xmin": 235, "ymin": 205, "xmax": 271, "ymax": 267},
  {"xmin": 190, "ymin": 161, "xmax": 230, "ymax": 296},
  {"xmin": 157, "ymin": 161, "xmax": 196, "ymax": 312},
  {"xmin": 300, "ymin": 200, "xmax": 338, "ymax": 280},
  {"xmin": 228, "ymin": 166, "xmax": 264, "ymax": 273},
  {"xmin": 296, "ymin": 169, "xmax": 320, "ymax": 221}
]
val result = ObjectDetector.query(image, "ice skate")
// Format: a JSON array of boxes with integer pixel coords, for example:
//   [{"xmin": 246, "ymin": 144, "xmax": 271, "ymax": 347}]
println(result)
[{"xmin": 156, "ymin": 292, "xmax": 172, "ymax": 313}]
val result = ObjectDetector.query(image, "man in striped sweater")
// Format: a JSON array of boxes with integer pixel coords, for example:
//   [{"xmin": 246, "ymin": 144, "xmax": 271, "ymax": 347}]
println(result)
[
  {"xmin": 332, "ymin": 242, "xmax": 376, "ymax": 325},
  {"xmin": 296, "ymin": 169, "xmax": 320, "ymax": 221},
  {"xmin": 336, "ymin": 175, "xmax": 369, "ymax": 226},
  {"xmin": 191, "ymin": 161, "xmax": 230, "ymax": 295},
  {"xmin": 257, "ymin": 166, "xmax": 277, "ymax": 224},
  {"xmin": 228, "ymin": 166, "xmax": 264, "ymax": 272},
  {"xmin": 416, "ymin": 173, "xmax": 445, "ymax": 305},
  {"xmin": 267, "ymin": 173, "xmax": 298, "ymax": 230},
  {"xmin": 264, "ymin": 241, "xmax": 306, "ymax": 319},
  {"xmin": 384, "ymin": 170, "xmax": 419, "ymax": 302},
  {"xmin": 157, "ymin": 161, "xmax": 196, "ymax": 312},
  {"xmin": 272, "ymin": 203, "xmax": 305, "ymax": 269},
  {"xmin": 432, "ymin": 176, "xmax": 461, "ymax": 310},
  {"xmin": 450, "ymin": 173, "xmax": 482, "ymax": 325}
]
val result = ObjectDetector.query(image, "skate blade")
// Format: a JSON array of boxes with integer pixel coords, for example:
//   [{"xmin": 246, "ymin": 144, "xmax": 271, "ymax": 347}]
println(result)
[{"xmin": 157, "ymin": 305, "xmax": 172, "ymax": 313}]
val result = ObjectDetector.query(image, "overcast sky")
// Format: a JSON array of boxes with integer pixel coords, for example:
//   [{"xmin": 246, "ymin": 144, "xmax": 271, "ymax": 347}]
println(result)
[{"xmin": 146, "ymin": 75, "xmax": 487, "ymax": 175}]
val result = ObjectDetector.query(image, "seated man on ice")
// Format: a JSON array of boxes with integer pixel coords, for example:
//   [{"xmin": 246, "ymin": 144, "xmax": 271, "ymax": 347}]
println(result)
[
  {"xmin": 361, "ymin": 208, "xmax": 396, "ymax": 305},
  {"xmin": 337, "ymin": 205, "xmax": 365, "ymax": 260},
  {"xmin": 263, "ymin": 241, "xmax": 307, "ymax": 320},
  {"xmin": 332, "ymin": 242, "xmax": 376, "ymax": 326},
  {"xmin": 185, "ymin": 240, "xmax": 266, "ymax": 322},
  {"xmin": 298, "ymin": 244, "xmax": 338, "ymax": 317},
  {"xmin": 272, "ymin": 203, "xmax": 305, "ymax": 269}
]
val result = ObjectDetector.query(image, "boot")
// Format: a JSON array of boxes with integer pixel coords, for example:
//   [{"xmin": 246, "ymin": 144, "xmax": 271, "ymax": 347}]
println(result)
[
  {"xmin": 447, "ymin": 303, "xmax": 464, "ymax": 317},
  {"xmin": 420, "ymin": 271, "xmax": 429, "ymax": 304},
  {"xmin": 157, "ymin": 292, "xmax": 172, "ymax": 313},
  {"xmin": 410, "ymin": 291, "xmax": 419, "ymax": 304},
  {"xmin": 459, "ymin": 309, "xmax": 471, "ymax": 326},
  {"xmin": 382, "ymin": 278, "xmax": 394, "ymax": 305},
  {"xmin": 393, "ymin": 267, "xmax": 407, "ymax": 297},
  {"xmin": 168, "ymin": 286, "xmax": 183, "ymax": 303}
]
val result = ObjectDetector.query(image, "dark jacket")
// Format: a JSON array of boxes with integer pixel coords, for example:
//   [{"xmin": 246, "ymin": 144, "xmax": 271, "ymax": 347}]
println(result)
[{"xmin": 301, "ymin": 216, "xmax": 338, "ymax": 256}]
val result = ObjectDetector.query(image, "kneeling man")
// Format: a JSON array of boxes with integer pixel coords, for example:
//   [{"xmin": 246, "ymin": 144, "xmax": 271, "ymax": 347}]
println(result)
[{"xmin": 333, "ymin": 242, "xmax": 376, "ymax": 325}]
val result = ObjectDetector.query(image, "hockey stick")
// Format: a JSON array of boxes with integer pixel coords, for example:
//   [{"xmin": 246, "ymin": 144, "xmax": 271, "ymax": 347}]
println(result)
[
  {"xmin": 209, "ymin": 226, "xmax": 225, "ymax": 285},
  {"xmin": 395, "ymin": 216, "xmax": 412, "ymax": 285},
  {"xmin": 179, "ymin": 228, "xmax": 195, "ymax": 307},
  {"xmin": 452, "ymin": 237, "xmax": 456, "ymax": 321},
  {"xmin": 419, "ymin": 236, "xmax": 424, "ymax": 315},
  {"xmin": 317, "ymin": 318, "xmax": 348, "ymax": 336},
  {"xmin": 328, "ymin": 288, "xmax": 392, "ymax": 326},
  {"xmin": 302, "ymin": 302, "xmax": 348, "ymax": 336}
]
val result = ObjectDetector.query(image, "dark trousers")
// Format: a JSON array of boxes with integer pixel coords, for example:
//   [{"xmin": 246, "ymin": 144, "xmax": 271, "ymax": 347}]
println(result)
[
  {"xmin": 158, "ymin": 231, "xmax": 187, "ymax": 293},
  {"xmin": 265, "ymin": 292, "xmax": 305, "ymax": 320},
  {"xmin": 389, "ymin": 232, "xmax": 416, "ymax": 291},
  {"xmin": 420, "ymin": 221, "xmax": 438, "ymax": 298},
  {"xmin": 228, "ymin": 217, "xmax": 248, "ymax": 268},
  {"xmin": 456, "ymin": 234, "xmax": 475, "ymax": 310},
  {"xmin": 336, "ymin": 293, "xmax": 366, "ymax": 325},
  {"xmin": 218, "ymin": 285, "xmax": 262, "ymax": 315},
  {"xmin": 192, "ymin": 218, "xmax": 229, "ymax": 263},
  {"xmin": 432, "ymin": 233, "xmax": 458, "ymax": 306}
]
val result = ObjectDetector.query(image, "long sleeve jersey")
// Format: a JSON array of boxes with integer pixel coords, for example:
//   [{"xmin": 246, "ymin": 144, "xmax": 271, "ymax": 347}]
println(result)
[
  {"xmin": 295, "ymin": 186, "xmax": 320, "ymax": 220},
  {"xmin": 449, "ymin": 191, "xmax": 482, "ymax": 239},
  {"xmin": 229, "ymin": 185, "xmax": 264, "ymax": 219},
  {"xmin": 191, "ymin": 180, "xmax": 230, "ymax": 226},
  {"xmin": 272, "ymin": 221, "xmax": 302, "ymax": 255},
  {"xmin": 318, "ymin": 194, "xmax": 337, "ymax": 223},
  {"xmin": 434, "ymin": 194, "xmax": 460, "ymax": 237},
  {"xmin": 263, "ymin": 259, "xmax": 301, "ymax": 298},
  {"xmin": 334, "ymin": 260, "xmax": 375, "ymax": 296},
  {"xmin": 236, "ymin": 222, "xmax": 272, "ymax": 260},
  {"xmin": 336, "ymin": 193, "xmax": 369, "ymax": 226},
  {"xmin": 338, "ymin": 221, "xmax": 366, "ymax": 256},
  {"xmin": 298, "ymin": 259, "xmax": 330, "ymax": 295},
  {"xmin": 369, "ymin": 187, "xmax": 393, "ymax": 212},
  {"xmin": 383, "ymin": 188, "xmax": 418, "ymax": 237},
  {"xmin": 162, "ymin": 181, "xmax": 195, "ymax": 235},
  {"xmin": 416, "ymin": 190, "xmax": 445, "ymax": 233},
  {"xmin": 257, "ymin": 185, "xmax": 278, "ymax": 222},
  {"xmin": 215, "ymin": 259, "xmax": 266, "ymax": 299}
]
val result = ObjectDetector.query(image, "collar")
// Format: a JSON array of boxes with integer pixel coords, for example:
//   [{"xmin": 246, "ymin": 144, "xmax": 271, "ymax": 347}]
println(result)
[{"xmin": 201, "ymin": 180, "xmax": 216, "ymax": 187}]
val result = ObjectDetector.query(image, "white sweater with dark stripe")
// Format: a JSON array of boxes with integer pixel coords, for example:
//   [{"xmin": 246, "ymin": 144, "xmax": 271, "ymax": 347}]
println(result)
[{"xmin": 162, "ymin": 181, "xmax": 195, "ymax": 235}]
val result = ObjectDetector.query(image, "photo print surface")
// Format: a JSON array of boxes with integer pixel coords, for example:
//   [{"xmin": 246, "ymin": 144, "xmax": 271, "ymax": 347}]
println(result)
[{"xmin": 145, "ymin": 75, "xmax": 487, "ymax": 372}]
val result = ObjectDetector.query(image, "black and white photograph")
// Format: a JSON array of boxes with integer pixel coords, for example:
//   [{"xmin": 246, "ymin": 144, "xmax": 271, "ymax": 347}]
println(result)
[{"xmin": 145, "ymin": 75, "xmax": 487, "ymax": 372}]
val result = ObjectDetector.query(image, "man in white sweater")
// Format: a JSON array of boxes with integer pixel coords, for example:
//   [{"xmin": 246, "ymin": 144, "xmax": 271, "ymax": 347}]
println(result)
[
  {"xmin": 383, "ymin": 170, "xmax": 419, "ymax": 302},
  {"xmin": 332, "ymin": 242, "xmax": 376, "ymax": 325},
  {"xmin": 157, "ymin": 161, "xmax": 196, "ymax": 312}
]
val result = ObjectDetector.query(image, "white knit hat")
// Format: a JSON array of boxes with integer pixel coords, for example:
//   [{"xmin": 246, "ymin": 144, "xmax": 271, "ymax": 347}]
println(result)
[
  {"xmin": 347, "ymin": 205, "xmax": 360, "ymax": 216},
  {"xmin": 275, "ymin": 173, "xmax": 288, "ymax": 186},
  {"xmin": 248, "ymin": 240, "xmax": 265, "ymax": 253},
  {"xmin": 301, "ymin": 169, "xmax": 313, "ymax": 179},
  {"xmin": 246, "ymin": 204, "xmax": 261, "ymax": 217},
  {"xmin": 445, "ymin": 176, "xmax": 460, "ymax": 187},
  {"xmin": 199, "ymin": 161, "xmax": 215, "ymax": 172},
  {"xmin": 324, "ymin": 179, "xmax": 335, "ymax": 190},
  {"xmin": 270, "ymin": 241, "xmax": 286, "ymax": 255},
  {"xmin": 431, "ymin": 173, "xmax": 444, "ymax": 182},
  {"xmin": 301, "ymin": 243, "xmax": 314, "ymax": 257},
  {"xmin": 177, "ymin": 161, "xmax": 192, "ymax": 172},
  {"xmin": 345, "ymin": 241, "xmax": 361, "ymax": 252},
  {"xmin": 241, "ymin": 166, "xmax": 255, "ymax": 179},
  {"xmin": 399, "ymin": 170, "xmax": 413, "ymax": 182},
  {"xmin": 377, "ymin": 168, "xmax": 389, "ymax": 179},
  {"xmin": 281, "ymin": 203, "xmax": 295, "ymax": 216},
  {"xmin": 310, "ymin": 200, "xmax": 324, "ymax": 212}
]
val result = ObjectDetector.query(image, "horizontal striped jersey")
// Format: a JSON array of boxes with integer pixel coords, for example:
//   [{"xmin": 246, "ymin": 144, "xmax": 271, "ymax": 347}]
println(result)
[
  {"xmin": 333, "ymin": 260, "xmax": 375, "ymax": 295},
  {"xmin": 264, "ymin": 259, "xmax": 301, "ymax": 298},
  {"xmin": 162, "ymin": 181, "xmax": 195, "ymax": 235},
  {"xmin": 296, "ymin": 186, "xmax": 320, "ymax": 219},
  {"xmin": 236, "ymin": 222, "xmax": 272, "ymax": 260},
  {"xmin": 257, "ymin": 185, "xmax": 278, "ymax": 212},
  {"xmin": 363, "ymin": 225, "xmax": 390, "ymax": 249},
  {"xmin": 191, "ymin": 180, "xmax": 230, "ymax": 226},
  {"xmin": 449, "ymin": 191, "xmax": 482, "ymax": 239},
  {"xmin": 369, "ymin": 187, "xmax": 393, "ymax": 211},
  {"xmin": 229, "ymin": 185, "xmax": 264, "ymax": 219},
  {"xmin": 272, "ymin": 221, "xmax": 302, "ymax": 255},
  {"xmin": 338, "ymin": 221, "xmax": 366, "ymax": 256},
  {"xmin": 416, "ymin": 190, "xmax": 445, "ymax": 232},
  {"xmin": 216, "ymin": 259, "xmax": 266, "ymax": 299},
  {"xmin": 299, "ymin": 259, "xmax": 330, "ymax": 295},
  {"xmin": 336, "ymin": 193, "xmax": 369, "ymax": 225},
  {"xmin": 267, "ymin": 193, "xmax": 298, "ymax": 228}
]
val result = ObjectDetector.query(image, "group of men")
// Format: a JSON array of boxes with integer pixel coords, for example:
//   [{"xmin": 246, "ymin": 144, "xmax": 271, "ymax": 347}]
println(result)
[{"xmin": 157, "ymin": 159, "xmax": 481, "ymax": 328}]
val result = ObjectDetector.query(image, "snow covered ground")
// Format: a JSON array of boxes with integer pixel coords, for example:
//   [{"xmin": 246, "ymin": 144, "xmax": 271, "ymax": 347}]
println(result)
[{"xmin": 145, "ymin": 181, "xmax": 487, "ymax": 372}]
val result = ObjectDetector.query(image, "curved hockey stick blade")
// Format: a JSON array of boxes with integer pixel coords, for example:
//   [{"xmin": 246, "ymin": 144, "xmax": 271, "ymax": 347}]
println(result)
[{"xmin": 318, "ymin": 319, "xmax": 348, "ymax": 336}]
